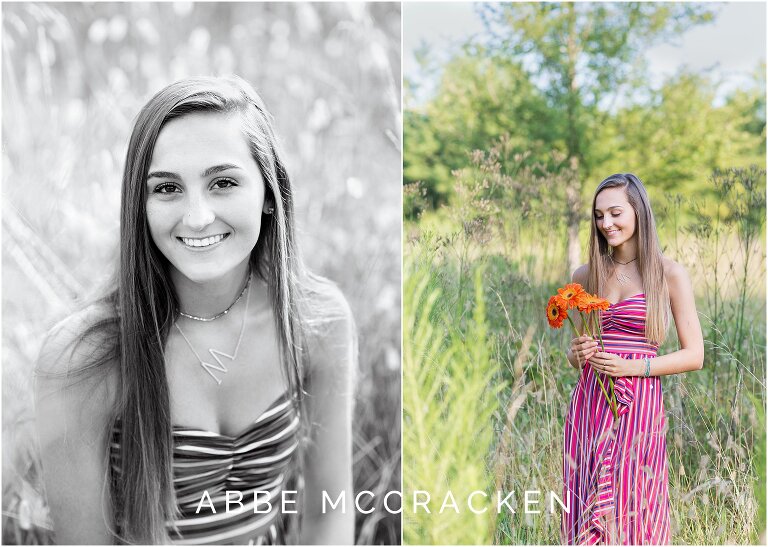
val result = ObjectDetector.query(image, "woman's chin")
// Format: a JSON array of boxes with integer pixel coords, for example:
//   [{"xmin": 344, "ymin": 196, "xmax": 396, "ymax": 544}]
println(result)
[{"xmin": 169, "ymin": 263, "xmax": 248, "ymax": 287}]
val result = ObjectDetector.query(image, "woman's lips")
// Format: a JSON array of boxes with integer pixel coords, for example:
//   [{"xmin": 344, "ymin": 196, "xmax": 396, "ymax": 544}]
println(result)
[{"xmin": 177, "ymin": 233, "xmax": 230, "ymax": 248}]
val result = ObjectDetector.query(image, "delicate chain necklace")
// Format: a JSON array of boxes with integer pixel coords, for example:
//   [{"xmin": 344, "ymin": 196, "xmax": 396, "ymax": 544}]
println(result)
[
  {"xmin": 177, "ymin": 273, "xmax": 250, "ymax": 322},
  {"xmin": 609, "ymin": 254, "xmax": 637, "ymax": 286},
  {"xmin": 174, "ymin": 275, "xmax": 251, "ymax": 385},
  {"xmin": 611, "ymin": 255, "xmax": 637, "ymax": 266}
]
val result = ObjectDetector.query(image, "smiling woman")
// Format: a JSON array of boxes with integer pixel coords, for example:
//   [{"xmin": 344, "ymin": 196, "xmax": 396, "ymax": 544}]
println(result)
[
  {"xmin": 563, "ymin": 173, "xmax": 704, "ymax": 544},
  {"xmin": 34, "ymin": 76, "xmax": 356, "ymax": 545}
]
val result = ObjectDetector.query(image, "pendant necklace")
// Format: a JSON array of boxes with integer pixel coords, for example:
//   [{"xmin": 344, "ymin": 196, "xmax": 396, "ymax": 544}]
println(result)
[
  {"xmin": 174, "ymin": 274, "xmax": 251, "ymax": 385},
  {"xmin": 610, "ymin": 255, "xmax": 637, "ymax": 286}
]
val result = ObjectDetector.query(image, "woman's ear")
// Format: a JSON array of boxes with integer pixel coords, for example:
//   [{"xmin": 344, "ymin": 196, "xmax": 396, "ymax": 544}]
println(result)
[{"xmin": 263, "ymin": 197, "xmax": 275, "ymax": 215}]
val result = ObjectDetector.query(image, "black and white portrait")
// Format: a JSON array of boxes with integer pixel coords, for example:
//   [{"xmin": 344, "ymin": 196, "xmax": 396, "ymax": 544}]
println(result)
[{"xmin": 2, "ymin": 3, "xmax": 401, "ymax": 544}]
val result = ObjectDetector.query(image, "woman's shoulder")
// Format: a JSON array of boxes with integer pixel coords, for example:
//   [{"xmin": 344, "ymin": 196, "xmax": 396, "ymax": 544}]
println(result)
[
  {"xmin": 35, "ymin": 301, "xmax": 120, "ymax": 443},
  {"xmin": 302, "ymin": 275, "xmax": 355, "ymax": 332},
  {"xmin": 37, "ymin": 300, "xmax": 119, "ymax": 380},
  {"xmin": 661, "ymin": 257, "xmax": 692, "ymax": 293},
  {"xmin": 572, "ymin": 264, "xmax": 589, "ymax": 285},
  {"xmin": 661, "ymin": 257, "xmax": 689, "ymax": 281},
  {"xmin": 301, "ymin": 276, "xmax": 356, "ymax": 373}
]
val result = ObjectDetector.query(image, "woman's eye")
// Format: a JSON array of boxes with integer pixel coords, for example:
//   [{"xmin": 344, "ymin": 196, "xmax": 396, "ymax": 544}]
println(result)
[
  {"xmin": 153, "ymin": 183, "xmax": 180, "ymax": 194},
  {"xmin": 212, "ymin": 178, "xmax": 237, "ymax": 190}
]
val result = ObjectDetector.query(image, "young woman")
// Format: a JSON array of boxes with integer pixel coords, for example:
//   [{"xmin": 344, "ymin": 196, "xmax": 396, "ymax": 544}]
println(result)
[
  {"xmin": 562, "ymin": 173, "xmax": 704, "ymax": 545},
  {"xmin": 34, "ymin": 76, "xmax": 355, "ymax": 545}
]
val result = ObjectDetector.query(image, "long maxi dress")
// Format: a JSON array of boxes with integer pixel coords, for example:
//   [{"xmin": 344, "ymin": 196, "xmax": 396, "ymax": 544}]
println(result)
[{"xmin": 562, "ymin": 294, "xmax": 671, "ymax": 545}]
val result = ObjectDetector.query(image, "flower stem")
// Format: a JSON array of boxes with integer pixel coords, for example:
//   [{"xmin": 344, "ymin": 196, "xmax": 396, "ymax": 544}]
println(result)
[
  {"xmin": 593, "ymin": 311, "xmax": 618, "ymax": 419},
  {"xmin": 577, "ymin": 311, "xmax": 618, "ymax": 419}
]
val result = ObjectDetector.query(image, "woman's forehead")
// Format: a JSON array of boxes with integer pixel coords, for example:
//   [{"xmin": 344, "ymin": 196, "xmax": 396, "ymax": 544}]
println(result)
[
  {"xmin": 150, "ymin": 112, "xmax": 254, "ymax": 170},
  {"xmin": 595, "ymin": 186, "xmax": 629, "ymax": 209}
]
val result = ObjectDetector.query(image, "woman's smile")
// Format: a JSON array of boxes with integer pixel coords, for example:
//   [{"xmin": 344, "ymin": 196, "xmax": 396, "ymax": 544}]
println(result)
[{"xmin": 178, "ymin": 233, "xmax": 231, "ymax": 249}]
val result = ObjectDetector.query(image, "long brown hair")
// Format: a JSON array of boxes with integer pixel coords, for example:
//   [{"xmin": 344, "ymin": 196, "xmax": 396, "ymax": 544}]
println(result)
[
  {"xmin": 586, "ymin": 173, "xmax": 669, "ymax": 345},
  {"xmin": 106, "ymin": 76, "xmax": 309, "ymax": 542}
]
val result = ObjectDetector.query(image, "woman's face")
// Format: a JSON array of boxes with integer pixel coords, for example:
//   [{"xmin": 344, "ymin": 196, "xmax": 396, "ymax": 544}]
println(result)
[
  {"xmin": 594, "ymin": 186, "xmax": 637, "ymax": 248},
  {"xmin": 145, "ymin": 111, "xmax": 268, "ymax": 285}
]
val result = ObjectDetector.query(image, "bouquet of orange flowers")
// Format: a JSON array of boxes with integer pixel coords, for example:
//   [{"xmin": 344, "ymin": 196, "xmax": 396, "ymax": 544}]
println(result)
[{"xmin": 546, "ymin": 283, "xmax": 617, "ymax": 418}]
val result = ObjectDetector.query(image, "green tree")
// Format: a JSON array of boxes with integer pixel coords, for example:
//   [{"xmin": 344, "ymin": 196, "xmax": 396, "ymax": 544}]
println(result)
[
  {"xmin": 722, "ymin": 62, "xmax": 767, "ymax": 157},
  {"xmin": 404, "ymin": 48, "xmax": 553, "ymax": 217},
  {"xmin": 478, "ymin": 2, "xmax": 715, "ymax": 271},
  {"xmin": 596, "ymin": 71, "xmax": 765, "ymax": 199}
]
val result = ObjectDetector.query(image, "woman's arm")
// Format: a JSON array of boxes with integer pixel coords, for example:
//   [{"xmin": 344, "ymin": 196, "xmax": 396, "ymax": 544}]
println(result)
[
  {"xmin": 35, "ymin": 311, "xmax": 118, "ymax": 544},
  {"xmin": 644, "ymin": 260, "xmax": 704, "ymax": 374},
  {"xmin": 590, "ymin": 260, "xmax": 704, "ymax": 377},
  {"xmin": 300, "ymin": 290, "xmax": 356, "ymax": 544}
]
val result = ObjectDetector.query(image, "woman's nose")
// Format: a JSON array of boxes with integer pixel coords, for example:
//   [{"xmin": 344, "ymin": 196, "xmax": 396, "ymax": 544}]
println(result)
[{"xmin": 183, "ymin": 195, "xmax": 215, "ymax": 231}]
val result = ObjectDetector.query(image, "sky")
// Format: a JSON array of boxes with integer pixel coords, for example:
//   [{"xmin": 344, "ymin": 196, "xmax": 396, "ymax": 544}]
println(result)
[{"xmin": 403, "ymin": 2, "xmax": 766, "ymax": 107}]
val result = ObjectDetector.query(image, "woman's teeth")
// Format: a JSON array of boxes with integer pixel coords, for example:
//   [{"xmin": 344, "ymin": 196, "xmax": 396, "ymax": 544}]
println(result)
[{"xmin": 181, "ymin": 234, "xmax": 226, "ymax": 247}]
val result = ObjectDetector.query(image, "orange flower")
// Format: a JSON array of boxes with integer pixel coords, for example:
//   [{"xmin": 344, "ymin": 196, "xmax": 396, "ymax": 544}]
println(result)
[
  {"xmin": 546, "ymin": 296, "xmax": 568, "ymax": 328},
  {"xmin": 574, "ymin": 291, "xmax": 592, "ymax": 310},
  {"xmin": 557, "ymin": 283, "xmax": 586, "ymax": 309},
  {"xmin": 577, "ymin": 293, "xmax": 611, "ymax": 313}
]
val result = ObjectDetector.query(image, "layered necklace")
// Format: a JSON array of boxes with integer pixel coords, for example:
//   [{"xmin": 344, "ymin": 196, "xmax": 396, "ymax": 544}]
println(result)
[
  {"xmin": 609, "ymin": 254, "xmax": 637, "ymax": 286},
  {"xmin": 174, "ymin": 273, "xmax": 251, "ymax": 385}
]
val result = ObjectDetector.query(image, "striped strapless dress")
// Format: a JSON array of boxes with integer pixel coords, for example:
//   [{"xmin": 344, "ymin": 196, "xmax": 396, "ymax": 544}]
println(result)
[
  {"xmin": 562, "ymin": 294, "xmax": 671, "ymax": 545},
  {"xmin": 110, "ymin": 393, "xmax": 300, "ymax": 545}
]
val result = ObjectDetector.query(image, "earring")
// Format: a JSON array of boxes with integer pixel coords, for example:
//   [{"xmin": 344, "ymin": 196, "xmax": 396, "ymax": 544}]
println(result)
[{"xmin": 264, "ymin": 205, "xmax": 275, "ymax": 215}]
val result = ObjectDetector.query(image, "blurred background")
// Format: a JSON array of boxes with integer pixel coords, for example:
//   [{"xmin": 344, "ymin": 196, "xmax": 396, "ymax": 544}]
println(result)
[
  {"xmin": 403, "ymin": 3, "xmax": 765, "ymax": 544},
  {"xmin": 2, "ymin": 2, "xmax": 401, "ymax": 544}
]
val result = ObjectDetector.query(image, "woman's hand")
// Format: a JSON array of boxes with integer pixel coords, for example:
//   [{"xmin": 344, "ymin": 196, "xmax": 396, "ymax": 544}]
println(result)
[
  {"xmin": 589, "ymin": 352, "xmax": 642, "ymax": 377},
  {"xmin": 569, "ymin": 336, "xmax": 598, "ymax": 368}
]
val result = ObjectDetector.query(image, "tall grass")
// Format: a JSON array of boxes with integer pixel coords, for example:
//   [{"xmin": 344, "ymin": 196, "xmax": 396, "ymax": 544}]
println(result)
[
  {"xmin": 403, "ymin": 258, "xmax": 503, "ymax": 545},
  {"xmin": 404, "ymin": 156, "xmax": 766, "ymax": 544},
  {"xmin": 2, "ymin": 3, "xmax": 401, "ymax": 544}
]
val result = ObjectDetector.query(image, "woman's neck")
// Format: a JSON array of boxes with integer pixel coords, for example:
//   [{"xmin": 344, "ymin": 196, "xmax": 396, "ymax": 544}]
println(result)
[
  {"xmin": 611, "ymin": 239, "xmax": 638, "ymax": 264},
  {"xmin": 170, "ymin": 261, "xmax": 251, "ymax": 319}
]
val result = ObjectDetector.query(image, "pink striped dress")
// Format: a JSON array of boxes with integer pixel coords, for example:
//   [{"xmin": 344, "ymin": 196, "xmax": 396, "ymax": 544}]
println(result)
[{"xmin": 562, "ymin": 294, "xmax": 670, "ymax": 545}]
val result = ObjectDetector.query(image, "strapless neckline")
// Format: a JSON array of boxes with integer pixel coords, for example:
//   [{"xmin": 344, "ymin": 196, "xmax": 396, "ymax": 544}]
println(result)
[
  {"xmin": 608, "ymin": 292, "xmax": 644, "ymax": 307},
  {"xmin": 110, "ymin": 390, "xmax": 299, "ymax": 544},
  {"xmin": 171, "ymin": 392, "xmax": 290, "ymax": 439}
]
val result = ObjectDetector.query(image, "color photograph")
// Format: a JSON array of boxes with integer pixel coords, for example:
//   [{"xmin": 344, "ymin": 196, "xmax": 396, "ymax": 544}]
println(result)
[
  {"xmin": 403, "ymin": 2, "xmax": 765, "ymax": 544},
  {"xmin": 2, "ymin": 2, "xmax": 400, "ymax": 544}
]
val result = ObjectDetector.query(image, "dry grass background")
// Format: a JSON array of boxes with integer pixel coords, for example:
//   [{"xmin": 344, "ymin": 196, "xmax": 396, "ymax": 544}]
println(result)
[{"xmin": 2, "ymin": 3, "xmax": 401, "ymax": 544}]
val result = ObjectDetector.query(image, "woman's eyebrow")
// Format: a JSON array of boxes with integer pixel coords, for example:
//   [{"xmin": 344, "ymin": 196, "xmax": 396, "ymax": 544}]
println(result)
[
  {"xmin": 201, "ymin": 163, "xmax": 242, "ymax": 177},
  {"xmin": 594, "ymin": 204, "xmax": 624, "ymax": 212},
  {"xmin": 147, "ymin": 164, "xmax": 243, "ymax": 181},
  {"xmin": 147, "ymin": 170, "xmax": 180, "ymax": 181}
]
